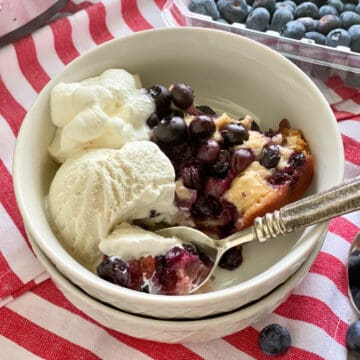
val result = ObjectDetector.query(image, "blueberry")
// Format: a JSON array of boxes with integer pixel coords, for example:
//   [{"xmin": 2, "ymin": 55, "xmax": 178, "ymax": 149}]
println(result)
[
  {"xmin": 305, "ymin": 30, "xmax": 327, "ymax": 43},
  {"xmin": 211, "ymin": 149, "xmax": 231, "ymax": 177},
  {"xmin": 188, "ymin": 0, "xmax": 220, "ymax": 19},
  {"xmin": 231, "ymin": 148, "xmax": 255, "ymax": 173},
  {"xmin": 171, "ymin": 83, "xmax": 194, "ymax": 110},
  {"xmin": 297, "ymin": 16, "xmax": 319, "ymax": 31},
  {"xmin": 196, "ymin": 139, "xmax": 221, "ymax": 164},
  {"xmin": 259, "ymin": 324, "xmax": 291, "ymax": 355},
  {"xmin": 346, "ymin": 321, "xmax": 360, "ymax": 353},
  {"xmin": 221, "ymin": 122, "xmax": 249, "ymax": 146},
  {"xmin": 252, "ymin": 0, "xmax": 276, "ymax": 13},
  {"xmin": 216, "ymin": 17, "xmax": 230, "ymax": 23},
  {"xmin": 344, "ymin": 3, "xmax": 356, "ymax": 12},
  {"xmin": 271, "ymin": 8, "xmax": 294, "ymax": 31},
  {"xmin": 284, "ymin": 0, "xmax": 297, "ymax": 10},
  {"xmin": 281, "ymin": 20, "xmax": 306, "ymax": 39},
  {"xmin": 147, "ymin": 84, "xmax": 171, "ymax": 117},
  {"xmin": 349, "ymin": 24, "xmax": 360, "ymax": 52},
  {"xmin": 217, "ymin": 0, "xmax": 249, "ymax": 23},
  {"xmin": 319, "ymin": 4, "xmax": 338, "ymax": 16},
  {"xmin": 340, "ymin": 11, "xmax": 360, "ymax": 30},
  {"xmin": 146, "ymin": 112, "xmax": 159, "ymax": 128},
  {"xmin": 260, "ymin": 144, "xmax": 281, "ymax": 168},
  {"xmin": 356, "ymin": 4, "xmax": 360, "ymax": 16},
  {"xmin": 317, "ymin": 14, "xmax": 342, "ymax": 34},
  {"xmin": 310, "ymin": 0, "xmax": 327, "ymax": 7},
  {"xmin": 275, "ymin": 1, "xmax": 295, "ymax": 13},
  {"xmin": 246, "ymin": 7, "xmax": 271, "ymax": 31},
  {"xmin": 189, "ymin": 115, "xmax": 216, "ymax": 140},
  {"xmin": 326, "ymin": 0, "xmax": 343, "ymax": 13},
  {"xmin": 181, "ymin": 165, "xmax": 202, "ymax": 189},
  {"xmin": 153, "ymin": 115, "xmax": 188, "ymax": 145},
  {"xmin": 247, "ymin": 4, "xmax": 253, "ymax": 13},
  {"xmin": 326, "ymin": 28, "xmax": 351, "ymax": 47},
  {"xmin": 294, "ymin": 2, "xmax": 320, "ymax": 19},
  {"xmin": 246, "ymin": 0, "xmax": 255, "ymax": 6},
  {"xmin": 97, "ymin": 256, "xmax": 129, "ymax": 287},
  {"xmin": 219, "ymin": 246, "xmax": 243, "ymax": 270}
]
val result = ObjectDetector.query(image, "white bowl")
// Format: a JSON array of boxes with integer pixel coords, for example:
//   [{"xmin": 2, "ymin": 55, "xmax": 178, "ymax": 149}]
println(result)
[
  {"xmin": 13, "ymin": 27, "xmax": 344, "ymax": 319},
  {"xmin": 28, "ymin": 229, "xmax": 325, "ymax": 343}
]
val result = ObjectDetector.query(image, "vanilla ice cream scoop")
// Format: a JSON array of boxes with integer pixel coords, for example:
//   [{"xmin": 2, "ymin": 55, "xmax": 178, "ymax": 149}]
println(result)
[
  {"xmin": 48, "ymin": 141, "xmax": 176, "ymax": 268},
  {"xmin": 48, "ymin": 69, "xmax": 155, "ymax": 163}
]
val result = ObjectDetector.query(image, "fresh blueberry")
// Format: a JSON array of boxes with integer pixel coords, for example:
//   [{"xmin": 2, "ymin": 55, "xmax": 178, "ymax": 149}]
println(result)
[
  {"xmin": 260, "ymin": 144, "xmax": 281, "ymax": 168},
  {"xmin": 340, "ymin": 11, "xmax": 360, "ymax": 30},
  {"xmin": 344, "ymin": 3, "xmax": 356, "ymax": 12},
  {"xmin": 271, "ymin": 8, "xmax": 294, "ymax": 31},
  {"xmin": 281, "ymin": 20, "xmax": 306, "ymax": 39},
  {"xmin": 217, "ymin": 0, "xmax": 249, "ymax": 23},
  {"xmin": 246, "ymin": 7, "xmax": 271, "ymax": 31},
  {"xmin": 326, "ymin": 0, "xmax": 343, "ymax": 13},
  {"xmin": 305, "ymin": 30, "xmax": 327, "ymax": 43},
  {"xmin": 317, "ymin": 14, "xmax": 342, "ymax": 34},
  {"xmin": 247, "ymin": 4, "xmax": 253, "ymax": 13},
  {"xmin": 294, "ymin": 2, "xmax": 320, "ymax": 18},
  {"xmin": 275, "ymin": 1, "xmax": 294, "ymax": 13},
  {"xmin": 349, "ymin": 24, "xmax": 360, "ymax": 52},
  {"xmin": 356, "ymin": 4, "xmax": 360, "ymax": 16},
  {"xmin": 188, "ymin": 0, "xmax": 220, "ymax": 19},
  {"xmin": 259, "ymin": 324, "xmax": 291, "ymax": 355},
  {"xmin": 281, "ymin": 0, "xmax": 297, "ymax": 12},
  {"xmin": 297, "ymin": 16, "xmax": 319, "ymax": 31},
  {"xmin": 216, "ymin": 17, "xmax": 230, "ymax": 23},
  {"xmin": 252, "ymin": 0, "xmax": 276, "ymax": 13},
  {"xmin": 246, "ymin": 0, "xmax": 255, "ymax": 6},
  {"xmin": 326, "ymin": 28, "xmax": 351, "ymax": 46},
  {"xmin": 346, "ymin": 321, "xmax": 360, "ymax": 353},
  {"xmin": 171, "ymin": 83, "xmax": 194, "ymax": 110},
  {"xmin": 319, "ymin": 4, "xmax": 338, "ymax": 16},
  {"xmin": 310, "ymin": 0, "xmax": 327, "ymax": 7}
]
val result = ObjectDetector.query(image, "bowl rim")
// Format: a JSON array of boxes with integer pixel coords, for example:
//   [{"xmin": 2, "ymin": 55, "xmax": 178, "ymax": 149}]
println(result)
[{"xmin": 13, "ymin": 27, "xmax": 344, "ymax": 311}]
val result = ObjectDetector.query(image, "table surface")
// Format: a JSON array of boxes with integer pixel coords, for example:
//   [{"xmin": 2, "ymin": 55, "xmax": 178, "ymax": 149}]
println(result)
[{"xmin": 1, "ymin": 1, "xmax": 360, "ymax": 359}]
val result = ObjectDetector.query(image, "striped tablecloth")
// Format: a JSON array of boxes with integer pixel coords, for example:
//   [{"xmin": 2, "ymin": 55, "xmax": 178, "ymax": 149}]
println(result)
[{"xmin": 1, "ymin": 1, "xmax": 360, "ymax": 359}]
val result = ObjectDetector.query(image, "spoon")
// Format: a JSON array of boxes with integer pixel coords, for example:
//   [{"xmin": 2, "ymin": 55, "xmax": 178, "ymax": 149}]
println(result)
[
  {"xmin": 156, "ymin": 175, "xmax": 360, "ymax": 294},
  {"xmin": 348, "ymin": 231, "xmax": 360, "ymax": 316}
]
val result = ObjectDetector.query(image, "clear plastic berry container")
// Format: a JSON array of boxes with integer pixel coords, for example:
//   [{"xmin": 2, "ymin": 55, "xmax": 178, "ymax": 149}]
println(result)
[{"xmin": 161, "ymin": 0, "xmax": 360, "ymax": 84}]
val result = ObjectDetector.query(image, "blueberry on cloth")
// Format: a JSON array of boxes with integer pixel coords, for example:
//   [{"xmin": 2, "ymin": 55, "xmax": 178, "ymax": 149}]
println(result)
[
  {"xmin": 189, "ymin": 0, "xmax": 220, "ymax": 19},
  {"xmin": 294, "ymin": 2, "xmax": 320, "ymax": 19},
  {"xmin": 349, "ymin": 24, "xmax": 360, "ymax": 52},
  {"xmin": 326, "ymin": 28, "xmax": 351, "ymax": 47},
  {"xmin": 305, "ymin": 31, "xmax": 327, "ymax": 44},
  {"xmin": 271, "ymin": 8, "xmax": 294, "ymax": 31},
  {"xmin": 319, "ymin": 4, "xmax": 338, "ymax": 17},
  {"xmin": 259, "ymin": 323, "xmax": 291, "ymax": 355},
  {"xmin": 217, "ymin": 0, "xmax": 249, "ymax": 23},
  {"xmin": 340, "ymin": 11, "xmax": 360, "ymax": 30},
  {"xmin": 246, "ymin": 7, "xmax": 271, "ymax": 31},
  {"xmin": 347, "ymin": 321, "xmax": 360, "ymax": 353},
  {"xmin": 281, "ymin": 20, "xmax": 306, "ymax": 39}
]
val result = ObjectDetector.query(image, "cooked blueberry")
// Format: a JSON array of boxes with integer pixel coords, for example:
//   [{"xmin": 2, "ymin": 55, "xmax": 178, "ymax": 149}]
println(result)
[
  {"xmin": 340, "ymin": 11, "xmax": 360, "ymax": 30},
  {"xmin": 219, "ymin": 246, "xmax": 243, "ymax": 270},
  {"xmin": 317, "ymin": 14, "xmax": 342, "ymax": 34},
  {"xmin": 231, "ymin": 148, "xmax": 255, "ymax": 174},
  {"xmin": 188, "ymin": 0, "xmax": 220, "ymax": 19},
  {"xmin": 153, "ymin": 115, "xmax": 188, "ymax": 145},
  {"xmin": 294, "ymin": 2, "xmax": 320, "ymax": 18},
  {"xmin": 221, "ymin": 123, "xmax": 249, "ymax": 146},
  {"xmin": 146, "ymin": 112, "xmax": 159, "ymax": 128},
  {"xmin": 281, "ymin": 20, "xmax": 306, "ymax": 39},
  {"xmin": 246, "ymin": 7, "xmax": 271, "ymax": 31},
  {"xmin": 211, "ymin": 149, "xmax": 231, "ymax": 177},
  {"xmin": 250, "ymin": 119, "xmax": 261, "ymax": 131},
  {"xmin": 270, "ymin": 8, "xmax": 293, "ymax": 30},
  {"xmin": 97, "ymin": 256, "xmax": 129, "ymax": 286},
  {"xmin": 170, "ymin": 83, "xmax": 194, "ymax": 110},
  {"xmin": 346, "ymin": 321, "xmax": 360, "ymax": 353},
  {"xmin": 191, "ymin": 195, "xmax": 222, "ymax": 218},
  {"xmin": 289, "ymin": 151, "xmax": 306, "ymax": 167},
  {"xmin": 260, "ymin": 144, "xmax": 281, "ymax": 168},
  {"xmin": 326, "ymin": 28, "xmax": 351, "ymax": 47},
  {"xmin": 319, "ymin": 4, "xmax": 338, "ymax": 16},
  {"xmin": 259, "ymin": 324, "xmax": 291, "ymax": 355},
  {"xmin": 189, "ymin": 115, "xmax": 216, "ymax": 140},
  {"xmin": 181, "ymin": 164, "xmax": 202, "ymax": 189},
  {"xmin": 217, "ymin": 0, "xmax": 249, "ymax": 23},
  {"xmin": 197, "ymin": 139, "xmax": 221, "ymax": 164},
  {"xmin": 344, "ymin": 3, "xmax": 356, "ymax": 12},
  {"xmin": 349, "ymin": 24, "xmax": 360, "ymax": 52},
  {"xmin": 326, "ymin": 0, "xmax": 343, "ymax": 13},
  {"xmin": 296, "ymin": 16, "xmax": 319, "ymax": 31},
  {"xmin": 252, "ymin": 0, "xmax": 276, "ymax": 13},
  {"xmin": 147, "ymin": 85, "xmax": 171, "ymax": 117}
]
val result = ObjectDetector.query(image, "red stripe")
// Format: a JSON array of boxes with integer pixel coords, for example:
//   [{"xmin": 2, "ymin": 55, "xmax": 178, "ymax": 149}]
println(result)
[
  {"xmin": 0, "ymin": 307, "xmax": 100, "ymax": 360},
  {"xmin": 0, "ymin": 161, "xmax": 28, "ymax": 243},
  {"xmin": 326, "ymin": 76, "xmax": 359, "ymax": 101},
  {"xmin": 0, "ymin": 77, "xmax": 26, "ymax": 136},
  {"xmin": 50, "ymin": 17, "xmax": 80, "ymax": 65},
  {"xmin": 60, "ymin": 0, "xmax": 94, "ymax": 13},
  {"xmin": 275, "ymin": 294, "xmax": 347, "ymax": 346},
  {"xmin": 342, "ymin": 134, "xmax": 360, "ymax": 167},
  {"xmin": 121, "ymin": 0, "xmax": 153, "ymax": 31},
  {"xmin": 0, "ymin": 252, "xmax": 24, "ymax": 299},
  {"xmin": 170, "ymin": 2, "xmax": 187, "ymax": 26},
  {"xmin": 225, "ymin": 327, "xmax": 323, "ymax": 360},
  {"xmin": 85, "ymin": 2, "xmax": 113, "ymax": 44},
  {"xmin": 329, "ymin": 217, "xmax": 360, "ymax": 243},
  {"xmin": 32, "ymin": 280, "xmax": 202, "ymax": 360},
  {"xmin": 332, "ymin": 107, "xmax": 357, "ymax": 122},
  {"xmin": 154, "ymin": 0, "xmax": 167, "ymax": 9},
  {"xmin": 13, "ymin": 37, "xmax": 50, "ymax": 93}
]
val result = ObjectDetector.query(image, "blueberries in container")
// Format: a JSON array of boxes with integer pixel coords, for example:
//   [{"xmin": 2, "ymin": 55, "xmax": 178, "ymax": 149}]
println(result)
[
  {"xmin": 281, "ymin": 20, "xmax": 306, "ymax": 39},
  {"xmin": 189, "ymin": 0, "xmax": 220, "ymax": 19},
  {"xmin": 326, "ymin": 28, "xmax": 351, "ymax": 47},
  {"xmin": 340, "ymin": 11, "xmax": 360, "ymax": 30},
  {"xmin": 305, "ymin": 30, "xmax": 327, "ymax": 44},
  {"xmin": 344, "ymin": 3, "xmax": 356, "ymax": 12},
  {"xmin": 294, "ymin": 2, "xmax": 320, "ymax": 19},
  {"xmin": 246, "ymin": 0, "xmax": 255, "ymax": 6},
  {"xmin": 356, "ymin": 4, "xmax": 360, "ymax": 16},
  {"xmin": 271, "ymin": 8, "xmax": 294, "ymax": 31},
  {"xmin": 216, "ymin": 17, "xmax": 230, "ymax": 23},
  {"xmin": 348, "ymin": 24, "xmax": 360, "ymax": 52},
  {"xmin": 252, "ymin": 0, "xmax": 276, "ymax": 13},
  {"xmin": 283, "ymin": 0, "xmax": 297, "ymax": 12},
  {"xmin": 217, "ymin": 0, "xmax": 249, "ymax": 23},
  {"xmin": 246, "ymin": 7, "xmax": 271, "ymax": 30},
  {"xmin": 326, "ymin": 0, "xmax": 343, "ymax": 13},
  {"xmin": 297, "ymin": 16, "xmax": 319, "ymax": 31},
  {"xmin": 317, "ymin": 14, "xmax": 342, "ymax": 34},
  {"xmin": 319, "ymin": 4, "xmax": 338, "ymax": 17}
]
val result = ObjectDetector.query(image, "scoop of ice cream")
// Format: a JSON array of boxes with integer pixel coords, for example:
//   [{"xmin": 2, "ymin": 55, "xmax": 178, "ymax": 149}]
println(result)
[
  {"xmin": 48, "ymin": 141, "xmax": 176, "ymax": 268},
  {"xmin": 99, "ymin": 222, "xmax": 181, "ymax": 261},
  {"xmin": 48, "ymin": 69, "xmax": 155, "ymax": 163}
]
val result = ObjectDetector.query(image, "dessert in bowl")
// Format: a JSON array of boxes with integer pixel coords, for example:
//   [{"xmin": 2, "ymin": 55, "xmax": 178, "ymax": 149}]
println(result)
[{"xmin": 13, "ymin": 27, "xmax": 343, "ymax": 318}]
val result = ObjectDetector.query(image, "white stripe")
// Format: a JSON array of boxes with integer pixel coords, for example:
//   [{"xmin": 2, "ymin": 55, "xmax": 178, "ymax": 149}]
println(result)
[
  {"xmin": 0, "ymin": 336, "xmax": 43, "ymax": 360},
  {"xmin": 335, "ymin": 100, "xmax": 360, "ymax": 115},
  {"xmin": 0, "ymin": 45, "xmax": 38, "ymax": 109},
  {"xmin": 68, "ymin": 10, "xmax": 97, "ymax": 55},
  {"xmin": 344, "ymin": 161, "xmax": 360, "ymax": 180},
  {"xmin": 34, "ymin": 271, "xmax": 50, "ymax": 284},
  {"xmin": 343, "ymin": 210, "xmax": 360, "ymax": 228},
  {"xmin": 321, "ymin": 232, "xmax": 350, "ymax": 265},
  {"xmin": 7, "ymin": 292, "xmax": 152, "ymax": 360},
  {"xmin": 339, "ymin": 120, "xmax": 360, "ymax": 140},
  {"xmin": 0, "ymin": 115, "xmax": 16, "ymax": 173},
  {"xmin": 0, "ymin": 295, "xmax": 13, "ymax": 307},
  {"xmin": 253, "ymin": 313, "xmax": 347, "ymax": 359},
  {"xmin": 137, "ymin": 0, "xmax": 166, "ymax": 28},
  {"xmin": 104, "ymin": 0, "xmax": 133, "ymax": 38},
  {"xmin": 32, "ymin": 25, "xmax": 65, "ymax": 78},
  {"xmin": 186, "ymin": 339, "xmax": 255, "ymax": 360},
  {"xmin": 312, "ymin": 77, "xmax": 342, "ymax": 105},
  {"xmin": 0, "ymin": 205, "xmax": 45, "ymax": 283}
]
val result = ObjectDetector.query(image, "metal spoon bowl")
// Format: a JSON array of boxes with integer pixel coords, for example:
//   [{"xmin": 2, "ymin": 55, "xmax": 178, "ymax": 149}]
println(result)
[{"xmin": 157, "ymin": 175, "xmax": 360, "ymax": 294}]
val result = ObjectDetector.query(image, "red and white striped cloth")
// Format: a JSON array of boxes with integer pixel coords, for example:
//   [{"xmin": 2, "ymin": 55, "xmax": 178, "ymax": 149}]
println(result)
[{"xmin": 1, "ymin": 1, "xmax": 360, "ymax": 359}]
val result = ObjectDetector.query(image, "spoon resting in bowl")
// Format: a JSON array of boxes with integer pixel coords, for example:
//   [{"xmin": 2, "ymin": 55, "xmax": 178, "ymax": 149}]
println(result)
[{"xmin": 156, "ymin": 175, "xmax": 360, "ymax": 294}]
